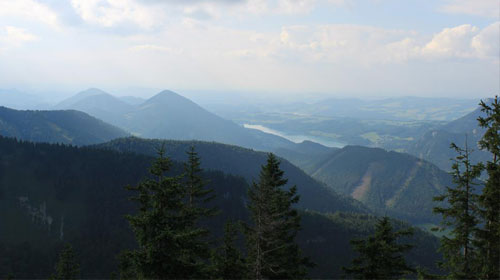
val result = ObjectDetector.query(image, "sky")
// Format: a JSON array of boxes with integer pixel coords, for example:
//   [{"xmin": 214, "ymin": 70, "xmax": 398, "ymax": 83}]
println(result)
[{"xmin": 0, "ymin": 0, "xmax": 498, "ymax": 99}]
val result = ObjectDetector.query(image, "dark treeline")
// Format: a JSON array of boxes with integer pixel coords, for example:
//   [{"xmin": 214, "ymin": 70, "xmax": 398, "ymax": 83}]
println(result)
[
  {"xmin": 0, "ymin": 135, "xmax": 441, "ymax": 279},
  {"xmin": 432, "ymin": 96, "xmax": 500, "ymax": 280}
]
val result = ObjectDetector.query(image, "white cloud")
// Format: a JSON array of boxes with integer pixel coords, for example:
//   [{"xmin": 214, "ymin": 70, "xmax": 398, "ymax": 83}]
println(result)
[
  {"xmin": 0, "ymin": 26, "xmax": 37, "ymax": 46},
  {"xmin": 440, "ymin": 0, "xmax": 500, "ymax": 18},
  {"xmin": 0, "ymin": 0, "xmax": 59, "ymax": 28},
  {"xmin": 263, "ymin": 23, "xmax": 499, "ymax": 63},
  {"xmin": 421, "ymin": 24, "xmax": 479, "ymax": 58},
  {"xmin": 129, "ymin": 44, "xmax": 183, "ymax": 54},
  {"xmin": 70, "ymin": 0, "xmax": 161, "ymax": 28},
  {"xmin": 471, "ymin": 22, "xmax": 500, "ymax": 58},
  {"xmin": 276, "ymin": 0, "xmax": 317, "ymax": 15}
]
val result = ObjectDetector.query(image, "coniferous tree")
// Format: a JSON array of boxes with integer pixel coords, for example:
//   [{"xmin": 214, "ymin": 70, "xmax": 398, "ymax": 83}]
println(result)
[
  {"xmin": 343, "ymin": 217, "xmax": 414, "ymax": 279},
  {"xmin": 433, "ymin": 140, "xmax": 482, "ymax": 279},
  {"xmin": 121, "ymin": 147, "xmax": 211, "ymax": 279},
  {"xmin": 210, "ymin": 221, "xmax": 246, "ymax": 279},
  {"xmin": 244, "ymin": 153, "xmax": 312, "ymax": 280},
  {"xmin": 476, "ymin": 96, "xmax": 500, "ymax": 279},
  {"xmin": 53, "ymin": 244, "xmax": 80, "ymax": 280},
  {"xmin": 179, "ymin": 146, "xmax": 217, "ymax": 277}
]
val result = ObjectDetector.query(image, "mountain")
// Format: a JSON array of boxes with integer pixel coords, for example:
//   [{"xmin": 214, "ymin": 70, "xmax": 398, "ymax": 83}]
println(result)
[
  {"xmin": 272, "ymin": 140, "xmax": 339, "ymax": 169},
  {"xmin": 57, "ymin": 89, "xmax": 299, "ymax": 151},
  {"xmin": 289, "ymin": 145, "xmax": 452, "ymax": 224},
  {"xmin": 121, "ymin": 90, "xmax": 297, "ymax": 150},
  {"xmin": 55, "ymin": 88, "xmax": 134, "ymax": 128},
  {"xmin": 0, "ymin": 136, "xmax": 442, "ymax": 278},
  {"xmin": 119, "ymin": 96, "xmax": 146, "ymax": 105},
  {"xmin": 0, "ymin": 106, "xmax": 129, "ymax": 145},
  {"xmin": 0, "ymin": 89, "xmax": 45, "ymax": 110},
  {"xmin": 96, "ymin": 137, "xmax": 368, "ymax": 214},
  {"xmin": 407, "ymin": 103, "xmax": 491, "ymax": 171}
]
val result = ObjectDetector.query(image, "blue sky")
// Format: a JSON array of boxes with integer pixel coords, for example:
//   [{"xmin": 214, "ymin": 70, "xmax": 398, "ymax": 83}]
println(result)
[{"xmin": 0, "ymin": 0, "xmax": 498, "ymax": 99}]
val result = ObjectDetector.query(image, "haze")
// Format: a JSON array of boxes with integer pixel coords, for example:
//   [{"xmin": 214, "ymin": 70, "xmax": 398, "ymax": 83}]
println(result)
[{"xmin": 0, "ymin": 0, "xmax": 498, "ymax": 100}]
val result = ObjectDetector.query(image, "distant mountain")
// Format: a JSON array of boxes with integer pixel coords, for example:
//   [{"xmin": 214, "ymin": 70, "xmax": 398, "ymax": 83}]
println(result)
[
  {"xmin": 96, "ymin": 137, "xmax": 368, "ymax": 214},
  {"xmin": 0, "ymin": 89, "xmax": 45, "ymax": 110},
  {"xmin": 119, "ymin": 96, "xmax": 146, "ymax": 105},
  {"xmin": 0, "ymin": 106, "xmax": 128, "ymax": 145},
  {"xmin": 0, "ymin": 136, "xmax": 441, "ymax": 278},
  {"xmin": 55, "ymin": 88, "xmax": 134, "ymax": 128},
  {"xmin": 407, "ymin": 102, "xmax": 491, "ymax": 171},
  {"xmin": 58, "ymin": 89, "xmax": 302, "ymax": 151},
  {"xmin": 273, "ymin": 140, "xmax": 339, "ymax": 169},
  {"xmin": 291, "ymin": 145, "xmax": 452, "ymax": 224}
]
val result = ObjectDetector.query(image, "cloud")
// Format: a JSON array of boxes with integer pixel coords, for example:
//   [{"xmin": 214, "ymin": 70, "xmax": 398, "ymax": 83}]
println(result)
[
  {"xmin": 440, "ymin": 0, "xmax": 500, "ymax": 18},
  {"xmin": 0, "ymin": 26, "xmax": 37, "ymax": 51},
  {"xmin": 70, "ymin": 0, "xmax": 161, "ymax": 29},
  {"xmin": 0, "ymin": 0, "xmax": 59, "ymax": 28},
  {"xmin": 129, "ymin": 44, "xmax": 183, "ymax": 54},
  {"xmin": 276, "ymin": 0, "xmax": 317, "ymax": 15},
  {"xmin": 421, "ymin": 24, "xmax": 479, "ymax": 58},
  {"xmin": 471, "ymin": 22, "xmax": 500, "ymax": 58},
  {"xmin": 255, "ymin": 23, "xmax": 498, "ymax": 63}
]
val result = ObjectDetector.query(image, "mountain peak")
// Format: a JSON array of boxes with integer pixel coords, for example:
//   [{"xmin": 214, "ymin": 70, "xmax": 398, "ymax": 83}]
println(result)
[
  {"xmin": 78, "ymin": 88, "xmax": 110, "ymax": 97},
  {"xmin": 149, "ymin": 90, "xmax": 184, "ymax": 100},
  {"xmin": 145, "ymin": 90, "xmax": 195, "ymax": 106}
]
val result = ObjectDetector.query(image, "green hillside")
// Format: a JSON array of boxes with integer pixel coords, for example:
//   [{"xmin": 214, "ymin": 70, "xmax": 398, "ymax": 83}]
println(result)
[
  {"xmin": 0, "ymin": 106, "xmax": 129, "ymax": 145},
  {"xmin": 96, "ymin": 137, "xmax": 367, "ymax": 214},
  {"xmin": 293, "ymin": 145, "xmax": 452, "ymax": 224},
  {"xmin": 0, "ymin": 136, "xmax": 442, "ymax": 278}
]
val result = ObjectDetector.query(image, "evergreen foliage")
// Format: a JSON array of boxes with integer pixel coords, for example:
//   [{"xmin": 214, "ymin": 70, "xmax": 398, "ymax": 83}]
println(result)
[
  {"xmin": 476, "ymin": 96, "xmax": 500, "ymax": 279},
  {"xmin": 245, "ymin": 153, "xmax": 312, "ymax": 279},
  {"xmin": 180, "ymin": 146, "xmax": 218, "ymax": 277},
  {"xmin": 0, "ymin": 136, "xmax": 442, "ymax": 278},
  {"xmin": 343, "ymin": 216, "xmax": 415, "ymax": 279},
  {"xmin": 433, "ymin": 140, "xmax": 482, "ymax": 278},
  {"xmin": 52, "ymin": 244, "xmax": 80, "ymax": 280},
  {"xmin": 121, "ymin": 146, "xmax": 215, "ymax": 279},
  {"xmin": 210, "ymin": 221, "xmax": 246, "ymax": 279}
]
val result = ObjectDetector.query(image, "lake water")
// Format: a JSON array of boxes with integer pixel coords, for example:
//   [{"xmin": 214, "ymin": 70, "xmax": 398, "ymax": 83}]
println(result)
[{"xmin": 243, "ymin": 124, "xmax": 345, "ymax": 148}]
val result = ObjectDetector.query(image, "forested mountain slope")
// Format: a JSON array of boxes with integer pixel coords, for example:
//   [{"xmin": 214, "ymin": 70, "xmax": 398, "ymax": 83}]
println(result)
[
  {"xmin": 0, "ymin": 136, "xmax": 441, "ymax": 278},
  {"xmin": 0, "ymin": 106, "xmax": 128, "ymax": 145},
  {"xmin": 95, "ymin": 137, "xmax": 367, "ymax": 214},
  {"xmin": 290, "ymin": 145, "xmax": 452, "ymax": 224},
  {"xmin": 408, "ymin": 104, "xmax": 490, "ymax": 171}
]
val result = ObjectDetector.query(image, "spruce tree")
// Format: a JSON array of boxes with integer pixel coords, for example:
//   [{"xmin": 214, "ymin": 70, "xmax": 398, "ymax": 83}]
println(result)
[
  {"xmin": 343, "ymin": 217, "xmax": 415, "ymax": 279},
  {"xmin": 210, "ymin": 221, "xmax": 246, "ymax": 279},
  {"xmin": 121, "ymin": 147, "xmax": 210, "ymax": 279},
  {"xmin": 179, "ymin": 146, "xmax": 217, "ymax": 277},
  {"xmin": 244, "ymin": 153, "xmax": 311, "ymax": 280},
  {"xmin": 53, "ymin": 243, "xmax": 80, "ymax": 280},
  {"xmin": 476, "ymin": 96, "xmax": 500, "ymax": 279},
  {"xmin": 433, "ymin": 140, "xmax": 482, "ymax": 279}
]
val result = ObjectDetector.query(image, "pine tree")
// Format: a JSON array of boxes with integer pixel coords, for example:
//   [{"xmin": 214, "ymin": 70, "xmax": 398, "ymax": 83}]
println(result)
[
  {"xmin": 210, "ymin": 221, "xmax": 246, "ymax": 279},
  {"xmin": 433, "ymin": 140, "xmax": 482, "ymax": 279},
  {"xmin": 476, "ymin": 96, "xmax": 500, "ymax": 279},
  {"xmin": 53, "ymin": 243, "xmax": 80, "ymax": 280},
  {"xmin": 179, "ymin": 146, "xmax": 217, "ymax": 278},
  {"xmin": 245, "ymin": 153, "xmax": 312, "ymax": 280},
  {"xmin": 121, "ymin": 147, "xmax": 198, "ymax": 279},
  {"xmin": 343, "ymin": 217, "xmax": 415, "ymax": 279}
]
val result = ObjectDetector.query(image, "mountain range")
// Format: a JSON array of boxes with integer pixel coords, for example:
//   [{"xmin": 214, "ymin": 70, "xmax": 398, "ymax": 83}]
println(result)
[
  {"xmin": 407, "ymin": 104, "xmax": 491, "ymax": 171},
  {"xmin": 96, "ymin": 137, "xmax": 367, "ymax": 215},
  {"xmin": 0, "ymin": 106, "xmax": 128, "ymax": 145},
  {"xmin": 55, "ymin": 89, "xmax": 298, "ymax": 151},
  {"xmin": 0, "ymin": 136, "xmax": 441, "ymax": 278}
]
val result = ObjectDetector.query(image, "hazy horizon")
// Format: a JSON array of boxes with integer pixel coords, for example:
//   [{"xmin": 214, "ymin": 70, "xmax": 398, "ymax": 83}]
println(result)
[{"xmin": 0, "ymin": 0, "xmax": 498, "ymax": 100}]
